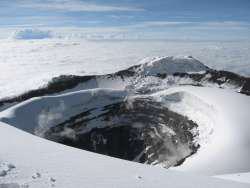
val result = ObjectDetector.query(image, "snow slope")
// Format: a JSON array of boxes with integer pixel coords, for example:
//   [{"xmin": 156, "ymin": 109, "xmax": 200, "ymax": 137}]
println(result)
[
  {"xmin": 153, "ymin": 86, "xmax": 250, "ymax": 175},
  {"xmin": 0, "ymin": 89, "xmax": 127, "ymax": 134},
  {"xmin": 0, "ymin": 122, "xmax": 248, "ymax": 188},
  {"xmin": 1, "ymin": 85, "xmax": 250, "ymax": 176},
  {"xmin": 215, "ymin": 172, "xmax": 250, "ymax": 184}
]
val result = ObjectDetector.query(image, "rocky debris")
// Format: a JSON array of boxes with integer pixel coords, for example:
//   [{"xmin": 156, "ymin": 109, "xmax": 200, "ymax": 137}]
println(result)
[
  {"xmin": 0, "ymin": 170, "xmax": 7, "ymax": 177},
  {"xmin": 32, "ymin": 172, "xmax": 41, "ymax": 179},
  {"xmin": 173, "ymin": 70, "xmax": 250, "ymax": 95},
  {"xmin": 0, "ymin": 163, "xmax": 16, "ymax": 177}
]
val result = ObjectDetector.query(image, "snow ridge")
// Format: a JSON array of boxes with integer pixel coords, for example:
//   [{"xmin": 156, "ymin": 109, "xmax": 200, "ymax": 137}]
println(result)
[{"xmin": 137, "ymin": 56, "xmax": 209, "ymax": 75}]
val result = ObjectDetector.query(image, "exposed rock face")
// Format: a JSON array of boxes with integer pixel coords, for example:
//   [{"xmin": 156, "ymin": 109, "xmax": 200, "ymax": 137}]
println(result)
[
  {"xmin": 172, "ymin": 70, "xmax": 250, "ymax": 95},
  {"xmin": 44, "ymin": 97, "xmax": 199, "ymax": 167}
]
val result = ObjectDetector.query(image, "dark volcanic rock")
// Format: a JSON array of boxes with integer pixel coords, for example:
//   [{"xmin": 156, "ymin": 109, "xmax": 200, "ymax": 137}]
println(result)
[
  {"xmin": 44, "ymin": 97, "xmax": 199, "ymax": 167},
  {"xmin": 173, "ymin": 70, "xmax": 250, "ymax": 95},
  {"xmin": 241, "ymin": 77, "xmax": 250, "ymax": 95}
]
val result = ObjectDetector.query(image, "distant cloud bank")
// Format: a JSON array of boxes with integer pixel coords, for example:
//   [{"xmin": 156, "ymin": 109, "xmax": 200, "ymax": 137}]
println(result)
[
  {"xmin": 19, "ymin": 0, "xmax": 144, "ymax": 12},
  {"xmin": 12, "ymin": 29, "xmax": 52, "ymax": 40},
  {"xmin": 5, "ymin": 21, "xmax": 250, "ymax": 41}
]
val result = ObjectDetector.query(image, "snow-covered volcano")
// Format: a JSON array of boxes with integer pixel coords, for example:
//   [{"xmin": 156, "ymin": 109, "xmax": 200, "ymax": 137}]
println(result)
[{"xmin": 0, "ymin": 56, "xmax": 250, "ymax": 187}]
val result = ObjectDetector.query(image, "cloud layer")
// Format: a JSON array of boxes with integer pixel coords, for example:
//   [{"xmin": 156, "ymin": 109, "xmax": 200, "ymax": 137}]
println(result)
[
  {"xmin": 19, "ymin": 0, "xmax": 144, "ymax": 12},
  {"xmin": 0, "ymin": 0, "xmax": 249, "ymax": 40}
]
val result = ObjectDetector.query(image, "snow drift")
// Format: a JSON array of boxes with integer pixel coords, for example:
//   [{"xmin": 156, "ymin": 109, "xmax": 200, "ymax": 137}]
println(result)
[{"xmin": 1, "ymin": 122, "xmax": 248, "ymax": 188}]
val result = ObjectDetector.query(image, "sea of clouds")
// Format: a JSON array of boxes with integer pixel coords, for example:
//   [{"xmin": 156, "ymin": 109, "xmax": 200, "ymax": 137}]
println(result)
[{"xmin": 0, "ymin": 28, "xmax": 249, "ymax": 99}]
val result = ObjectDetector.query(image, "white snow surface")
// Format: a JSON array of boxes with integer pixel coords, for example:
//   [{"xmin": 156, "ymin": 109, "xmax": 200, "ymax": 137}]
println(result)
[
  {"xmin": 152, "ymin": 86, "xmax": 250, "ymax": 175},
  {"xmin": 215, "ymin": 172, "xmax": 250, "ymax": 184},
  {"xmin": 0, "ymin": 122, "xmax": 249, "ymax": 188},
  {"xmin": 137, "ymin": 56, "xmax": 209, "ymax": 75}
]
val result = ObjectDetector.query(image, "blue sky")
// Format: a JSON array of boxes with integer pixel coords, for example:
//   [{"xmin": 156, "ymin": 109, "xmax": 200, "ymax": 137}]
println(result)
[{"xmin": 0, "ymin": 0, "xmax": 250, "ymax": 40}]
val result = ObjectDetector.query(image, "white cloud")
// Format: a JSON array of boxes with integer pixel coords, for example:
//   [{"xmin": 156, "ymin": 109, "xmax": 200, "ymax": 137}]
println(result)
[
  {"xmin": 118, "ymin": 21, "xmax": 250, "ymax": 30},
  {"xmin": 200, "ymin": 21, "xmax": 250, "ymax": 28},
  {"xmin": 125, "ymin": 21, "xmax": 250, "ymax": 29},
  {"xmin": 127, "ymin": 21, "xmax": 193, "ymax": 28},
  {"xmin": 1, "ymin": 20, "xmax": 249, "ymax": 40},
  {"xmin": 180, "ymin": 21, "xmax": 250, "ymax": 31},
  {"xmin": 19, "ymin": 0, "xmax": 144, "ymax": 12}
]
